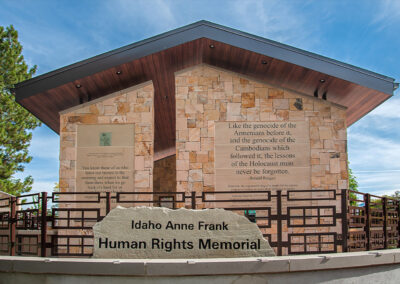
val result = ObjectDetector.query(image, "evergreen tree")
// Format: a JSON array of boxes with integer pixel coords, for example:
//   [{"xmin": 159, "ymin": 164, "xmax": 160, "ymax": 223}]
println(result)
[{"xmin": 0, "ymin": 25, "xmax": 41, "ymax": 195}]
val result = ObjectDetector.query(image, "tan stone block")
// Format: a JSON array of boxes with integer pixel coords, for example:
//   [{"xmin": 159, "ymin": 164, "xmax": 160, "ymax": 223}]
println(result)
[
  {"xmin": 189, "ymin": 163, "xmax": 202, "ymax": 169},
  {"xmin": 117, "ymin": 102, "xmax": 130, "ymax": 114},
  {"xmin": 203, "ymin": 162, "xmax": 214, "ymax": 174},
  {"xmin": 135, "ymin": 142, "xmax": 152, "ymax": 156},
  {"xmin": 80, "ymin": 114, "xmax": 98, "ymax": 124},
  {"xmin": 189, "ymin": 169, "xmax": 203, "ymax": 182},
  {"xmin": 104, "ymin": 105, "xmax": 116, "ymax": 115},
  {"xmin": 177, "ymin": 171, "xmax": 188, "ymax": 182},
  {"xmin": 269, "ymin": 88, "xmax": 284, "ymax": 98},
  {"xmin": 205, "ymin": 110, "xmax": 220, "ymax": 121},
  {"xmin": 275, "ymin": 110, "xmax": 289, "ymax": 120},
  {"xmin": 186, "ymin": 142, "xmax": 200, "ymax": 151},
  {"xmin": 201, "ymin": 137, "xmax": 214, "ymax": 151},
  {"xmin": 189, "ymin": 181, "xmax": 203, "ymax": 192},
  {"xmin": 273, "ymin": 99, "xmax": 289, "ymax": 110},
  {"xmin": 134, "ymin": 105, "xmax": 150, "ymax": 112},
  {"xmin": 135, "ymin": 171, "xmax": 150, "ymax": 188},
  {"xmin": 177, "ymin": 181, "xmax": 188, "ymax": 192},
  {"xmin": 135, "ymin": 156, "xmax": 145, "ymax": 171},
  {"xmin": 89, "ymin": 105, "xmax": 100, "ymax": 115},
  {"xmin": 246, "ymin": 108, "xmax": 259, "ymax": 121},
  {"xmin": 188, "ymin": 128, "xmax": 200, "ymax": 142},
  {"xmin": 338, "ymin": 180, "xmax": 348, "ymax": 190},
  {"xmin": 176, "ymin": 86, "xmax": 189, "ymax": 95},
  {"xmin": 126, "ymin": 112, "xmax": 141, "ymax": 122},
  {"xmin": 310, "ymin": 139, "xmax": 323, "ymax": 149},
  {"xmin": 260, "ymin": 99, "xmax": 273, "ymax": 113},
  {"xmin": 319, "ymin": 153, "xmax": 330, "ymax": 164},
  {"xmin": 310, "ymin": 127, "xmax": 320, "ymax": 140},
  {"xmin": 176, "ymin": 99, "xmax": 185, "ymax": 110},
  {"xmin": 189, "ymin": 152, "xmax": 197, "ymax": 163},
  {"xmin": 176, "ymin": 159, "xmax": 189, "ymax": 171},
  {"xmin": 111, "ymin": 116, "xmax": 127, "ymax": 123},
  {"xmin": 311, "ymin": 158, "xmax": 320, "ymax": 165},
  {"xmin": 227, "ymin": 103, "xmax": 241, "ymax": 117},
  {"xmin": 176, "ymin": 118, "xmax": 187, "ymax": 130},
  {"xmin": 330, "ymin": 158, "xmax": 340, "ymax": 174},
  {"xmin": 289, "ymin": 111, "xmax": 305, "ymax": 121},
  {"xmin": 203, "ymin": 174, "xmax": 214, "ymax": 186},
  {"xmin": 255, "ymin": 87, "xmax": 268, "ymax": 99},
  {"xmin": 319, "ymin": 126, "xmax": 332, "ymax": 139},
  {"xmin": 141, "ymin": 112, "xmax": 152, "ymax": 123},
  {"xmin": 323, "ymin": 139, "xmax": 334, "ymax": 149},
  {"xmin": 178, "ymin": 130, "xmax": 188, "ymax": 141},
  {"xmin": 241, "ymin": 93, "xmax": 255, "ymax": 108},
  {"xmin": 208, "ymin": 151, "xmax": 214, "ymax": 162},
  {"xmin": 196, "ymin": 153, "xmax": 209, "ymax": 163},
  {"xmin": 187, "ymin": 118, "xmax": 196, "ymax": 128}
]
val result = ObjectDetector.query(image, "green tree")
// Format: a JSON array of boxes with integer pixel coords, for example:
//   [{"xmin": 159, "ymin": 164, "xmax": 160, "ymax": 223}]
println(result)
[
  {"xmin": 0, "ymin": 25, "xmax": 41, "ymax": 195},
  {"xmin": 348, "ymin": 163, "xmax": 359, "ymax": 205},
  {"xmin": 348, "ymin": 166, "xmax": 359, "ymax": 192}
]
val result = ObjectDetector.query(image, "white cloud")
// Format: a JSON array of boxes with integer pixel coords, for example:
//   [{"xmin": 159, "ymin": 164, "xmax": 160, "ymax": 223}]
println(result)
[
  {"xmin": 230, "ymin": 0, "xmax": 318, "ymax": 48},
  {"xmin": 373, "ymin": 0, "xmax": 400, "ymax": 30},
  {"xmin": 368, "ymin": 97, "xmax": 400, "ymax": 119},
  {"xmin": 104, "ymin": 0, "xmax": 177, "ymax": 35}
]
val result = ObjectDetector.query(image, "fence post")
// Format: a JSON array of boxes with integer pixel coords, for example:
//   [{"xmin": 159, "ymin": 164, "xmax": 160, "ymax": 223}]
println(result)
[
  {"xmin": 277, "ymin": 190, "xmax": 282, "ymax": 256},
  {"xmin": 383, "ymin": 197, "xmax": 387, "ymax": 249},
  {"xmin": 9, "ymin": 197, "xmax": 16, "ymax": 256},
  {"xmin": 106, "ymin": 192, "xmax": 111, "ymax": 215},
  {"xmin": 341, "ymin": 189, "xmax": 348, "ymax": 252},
  {"xmin": 364, "ymin": 194, "xmax": 370, "ymax": 251},
  {"xmin": 191, "ymin": 192, "xmax": 196, "ymax": 209},
  {"xmin": 41, "ymin": 192, "xmax": 48, "ymax": 257},
  {"xmin": 397, "ymin": 200, "xmax": 400, "ymax": 248}
]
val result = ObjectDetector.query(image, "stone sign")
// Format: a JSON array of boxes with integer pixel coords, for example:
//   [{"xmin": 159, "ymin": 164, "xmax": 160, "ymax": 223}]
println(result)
[
  {"xmin": 76, "ymin": 124, "xmax": 135, "ymax": 192},
  {"xmin": 215, "ymin": 121, "xmax": 310, "ymax": 191},
  {"xmin": 93, "ymin": 207, "xmax": 275, "ymax": 258}
]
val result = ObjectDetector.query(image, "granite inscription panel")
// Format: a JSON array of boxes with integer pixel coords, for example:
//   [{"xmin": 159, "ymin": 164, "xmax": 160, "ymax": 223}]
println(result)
[{"xmin": 215, "ymin": 121, "xmax": 310, "ymax": 191}]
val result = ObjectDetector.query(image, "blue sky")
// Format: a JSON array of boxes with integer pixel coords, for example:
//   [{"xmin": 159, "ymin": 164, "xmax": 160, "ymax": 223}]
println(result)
[{"xmin": 1, "ymin": 0, "xmax": 399, "ymax": 196}]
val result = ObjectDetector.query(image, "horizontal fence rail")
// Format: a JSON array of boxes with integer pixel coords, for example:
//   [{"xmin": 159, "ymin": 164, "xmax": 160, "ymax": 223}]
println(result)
[{"xmin": 0, "ymin": 189, "xmax": 398, "ymax": 257}]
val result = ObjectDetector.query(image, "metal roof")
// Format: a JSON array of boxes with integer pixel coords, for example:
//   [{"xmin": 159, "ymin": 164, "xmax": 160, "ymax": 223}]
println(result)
[{"xmin": 14, "ymin": 20, "xmax": 397, "ymax": 100}]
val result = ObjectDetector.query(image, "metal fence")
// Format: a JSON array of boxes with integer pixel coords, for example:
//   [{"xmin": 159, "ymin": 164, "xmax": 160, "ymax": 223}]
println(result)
[
  {"xmin": 0, "ymin": 189, "xmax": 398, "ymax": 257},
  {"xmin": 347, "ymin": 190, "xmax": 400, "ymax": 251}
]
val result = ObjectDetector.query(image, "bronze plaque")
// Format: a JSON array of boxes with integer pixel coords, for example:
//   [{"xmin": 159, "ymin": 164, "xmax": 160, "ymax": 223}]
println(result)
[
  {"xmin": 215, "ymin": 121, "xmax": 310, "ymax": 191},
  {"xmin": 76, "ymin": 124, "xmax": 135, "ymax": 192}
]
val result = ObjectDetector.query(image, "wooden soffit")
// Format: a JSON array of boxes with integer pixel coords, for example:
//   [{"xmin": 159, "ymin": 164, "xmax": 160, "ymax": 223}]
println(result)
[{"xmin": 13, "ymin": 21, "xmax": 397, "ymax": 153}]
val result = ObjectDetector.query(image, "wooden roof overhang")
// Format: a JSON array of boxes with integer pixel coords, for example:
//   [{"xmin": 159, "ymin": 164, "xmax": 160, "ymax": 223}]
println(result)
[{"xmin": 13, "ymin": 21, "xmax": 397, "ymax": 154}]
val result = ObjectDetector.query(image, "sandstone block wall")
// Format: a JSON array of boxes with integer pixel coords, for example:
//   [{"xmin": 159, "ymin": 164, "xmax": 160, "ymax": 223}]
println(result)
[
  {"xmin": 59, "ymin": 81, "xmax": 154, "ymax": 195},
  {"xmin": 175, "ymin": 64, "xmax": 348, "ymax": 194},
  {"xmin": 175, "ymin": 64, "xmax": 348, "ymax": 254}
]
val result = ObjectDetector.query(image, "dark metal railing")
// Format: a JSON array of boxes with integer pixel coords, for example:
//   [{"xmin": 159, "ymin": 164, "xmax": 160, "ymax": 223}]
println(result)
[{"xmin": 0, "ymin": 189, "xmax": 398, "ymax": 257}]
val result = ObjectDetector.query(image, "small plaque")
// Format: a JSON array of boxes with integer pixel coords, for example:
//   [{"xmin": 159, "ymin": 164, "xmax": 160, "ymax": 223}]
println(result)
[{"xmin": 99, "ymin": 132, "xmax": 112, "ymax": 146}]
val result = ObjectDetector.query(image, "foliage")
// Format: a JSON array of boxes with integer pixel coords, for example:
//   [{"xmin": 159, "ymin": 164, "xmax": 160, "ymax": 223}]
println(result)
[
  {"xmin": 348, "ymin": 166, "xmax": 359, "ymax": 192},
  {"xmin": 0, "ymin": 25, "xmax": 41, "ymax": 195},
  {"xmin": 348, "ymin": 163, "xmax": 359, "ymax": 205}
]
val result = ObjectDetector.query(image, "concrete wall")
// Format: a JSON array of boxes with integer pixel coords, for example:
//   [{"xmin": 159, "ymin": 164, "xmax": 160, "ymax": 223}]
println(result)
[{"xmin": 1, "ymin": 250, "xmax": 400, "ymax": 284}]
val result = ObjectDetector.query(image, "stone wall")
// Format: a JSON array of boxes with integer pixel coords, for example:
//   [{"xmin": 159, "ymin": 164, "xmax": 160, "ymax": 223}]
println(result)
[
  {"xmin": 59, "ymin": 81, "xmax": 154, "ymax": 194},
  {"xmin": 175, "ymin": 64, "xmax": 347, "ymax": 193},
  {"xmin": 175, "ymin": 64, "xmax": 348, "ymax": 253}
]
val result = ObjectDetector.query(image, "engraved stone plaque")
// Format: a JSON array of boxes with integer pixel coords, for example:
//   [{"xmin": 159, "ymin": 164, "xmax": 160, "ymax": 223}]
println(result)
[
  {"xmin": 93, "ymin": 207, "xmax": 275, "ymax": 258},
  {"xmin": 215, "ymin": 121, "xmax": 310, "ymax": 191},
  {"xmin": 76, "ymin": 124, "xmax": 135, "ymax": 192}
]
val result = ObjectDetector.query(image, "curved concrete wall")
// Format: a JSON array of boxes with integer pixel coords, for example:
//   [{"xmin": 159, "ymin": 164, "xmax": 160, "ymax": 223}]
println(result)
[{"xmin": 1, "ymin": 250, "xmax": 400, "ymax": 284}]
